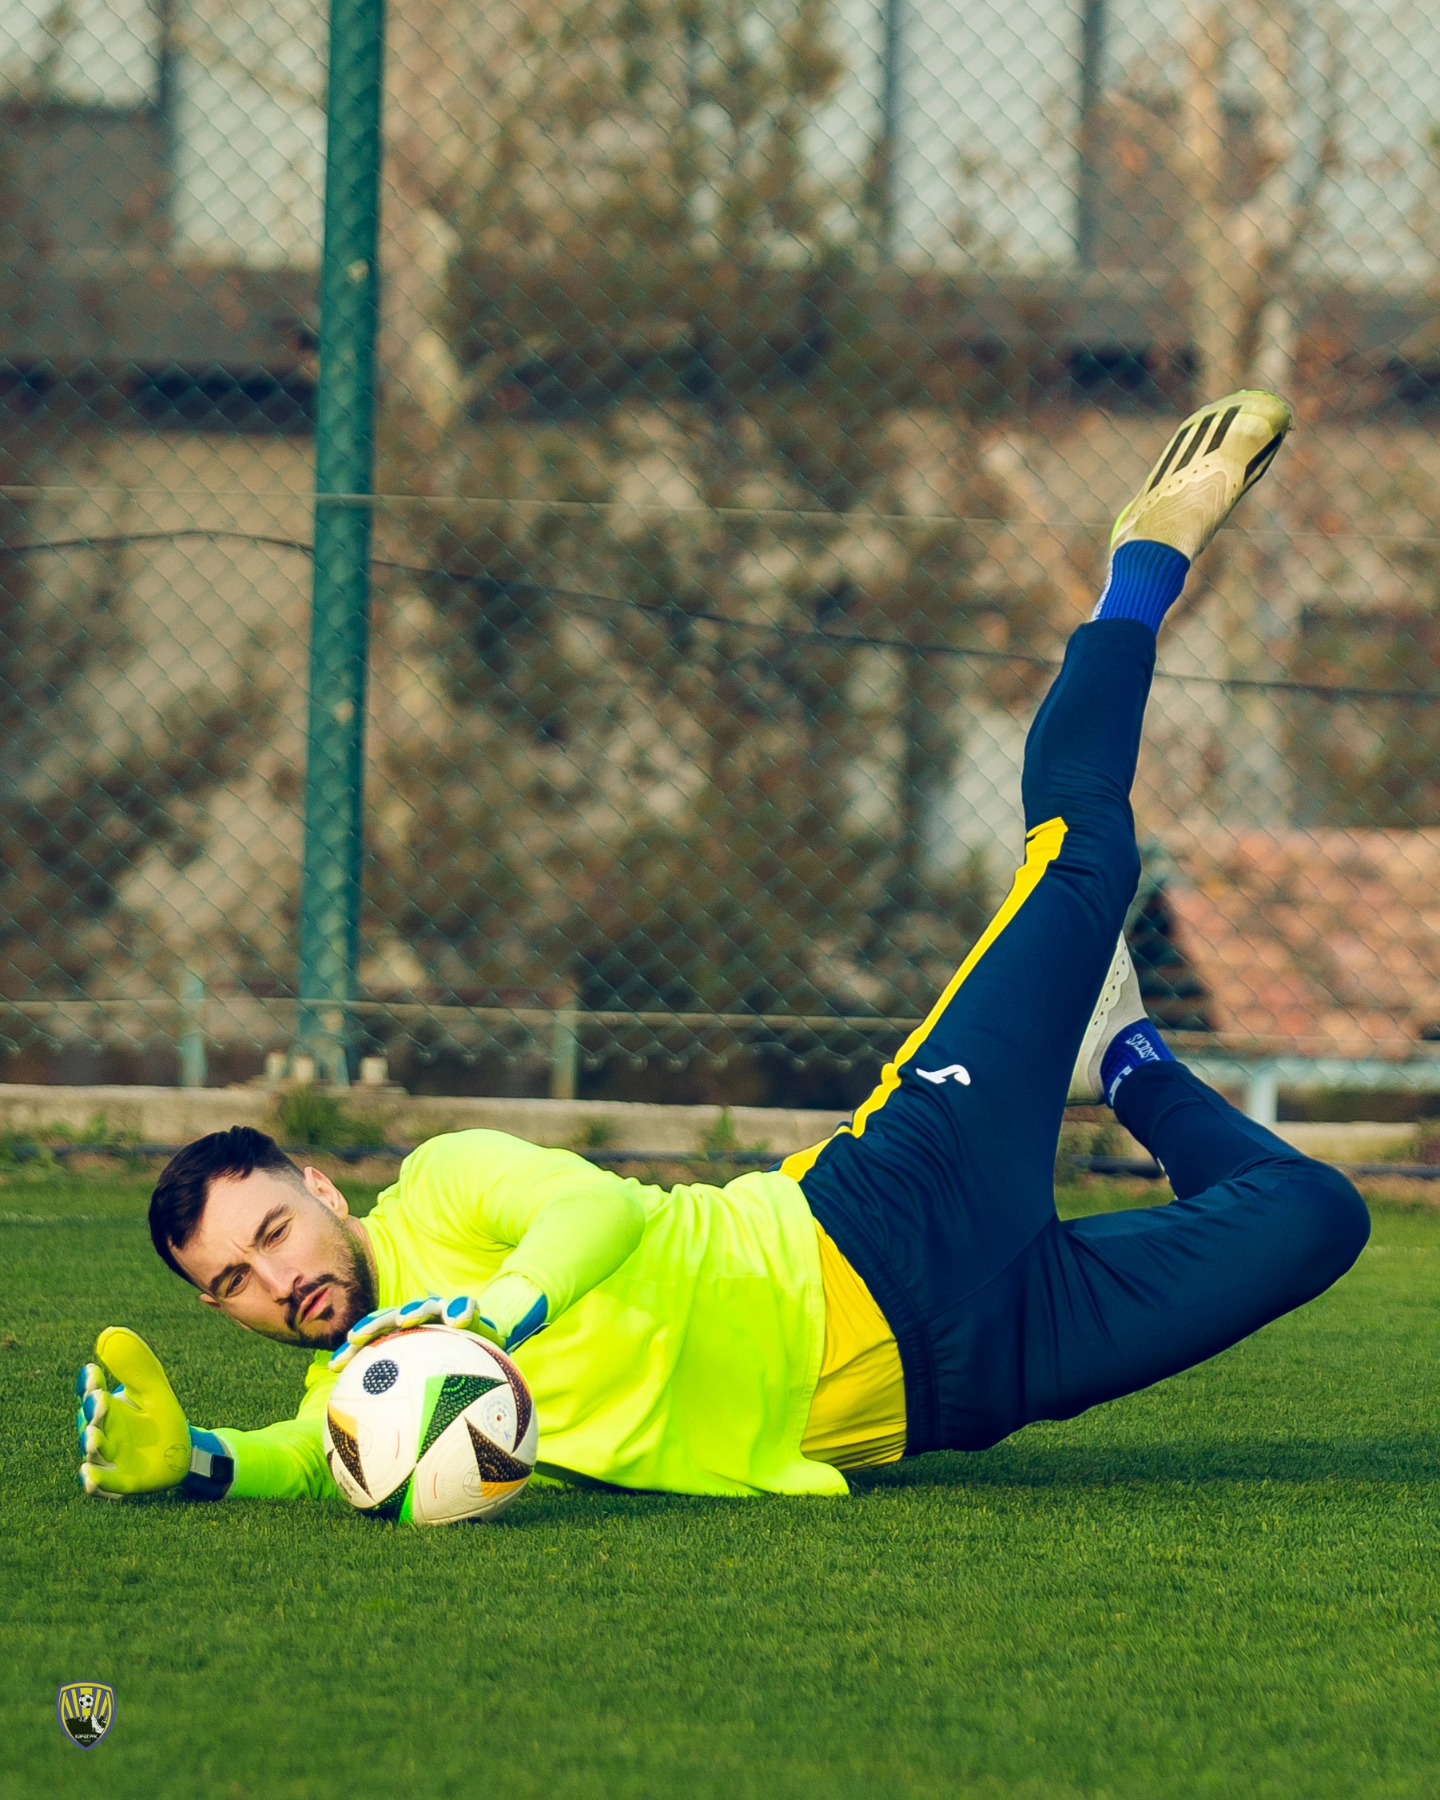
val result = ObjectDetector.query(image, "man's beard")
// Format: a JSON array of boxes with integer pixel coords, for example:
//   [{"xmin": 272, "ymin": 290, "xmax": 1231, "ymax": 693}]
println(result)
[{"xmin": 283, "ymin": 1229, "xmax": 378, "ymax": 1349}]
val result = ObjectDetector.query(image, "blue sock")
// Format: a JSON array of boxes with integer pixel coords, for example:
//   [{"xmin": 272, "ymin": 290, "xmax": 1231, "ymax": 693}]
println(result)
[
  {"xmin": 1091, "ymin": 540, "xmax": 1191, "ymax": 632},
  {"xmin": 1100, "ymin": 1019, "xmax": 1176, "ymax": 1109}
]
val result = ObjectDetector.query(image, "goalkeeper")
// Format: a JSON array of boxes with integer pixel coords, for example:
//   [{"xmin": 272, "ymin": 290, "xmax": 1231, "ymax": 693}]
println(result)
[{"xmin": 77, "ymin": 389, "xmax": 1370, "ymax": 1505}]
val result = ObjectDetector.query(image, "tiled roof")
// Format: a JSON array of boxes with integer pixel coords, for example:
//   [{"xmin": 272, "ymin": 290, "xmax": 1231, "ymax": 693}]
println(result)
[{"xmin": 1161, "ymin": 827, "xmax": 1440, "ymax": 1054}]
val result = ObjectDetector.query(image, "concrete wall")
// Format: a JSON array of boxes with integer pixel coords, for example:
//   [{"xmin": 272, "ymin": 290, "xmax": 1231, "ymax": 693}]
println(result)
[{"xmin": 0, "ymin": 1080, "xmax": 1417, "ymax": 1169}]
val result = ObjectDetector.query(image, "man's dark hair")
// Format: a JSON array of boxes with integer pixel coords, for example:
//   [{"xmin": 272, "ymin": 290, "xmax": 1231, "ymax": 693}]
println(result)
[{"xmin": 149, "ymin": 1126, "xmax": 303, "ymax": 1282}]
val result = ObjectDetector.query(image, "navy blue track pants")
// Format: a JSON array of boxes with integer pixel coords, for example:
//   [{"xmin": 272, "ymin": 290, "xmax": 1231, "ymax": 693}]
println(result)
[{"xmin": 792, "ymin": 619, "xmax": 1371, "ymax": 1456}]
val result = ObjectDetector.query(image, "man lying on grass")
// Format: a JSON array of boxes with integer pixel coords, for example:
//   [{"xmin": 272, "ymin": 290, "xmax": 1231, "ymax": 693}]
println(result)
[{"xmin": 76, "ymin": 389, "xmax": 1371, "ymax": 1506}]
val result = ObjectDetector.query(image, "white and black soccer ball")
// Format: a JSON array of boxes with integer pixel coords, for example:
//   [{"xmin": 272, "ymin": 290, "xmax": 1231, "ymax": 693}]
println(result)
[{"xmin": 326, "ymin": 1325, "xmax": 537, "ymax": 1525}]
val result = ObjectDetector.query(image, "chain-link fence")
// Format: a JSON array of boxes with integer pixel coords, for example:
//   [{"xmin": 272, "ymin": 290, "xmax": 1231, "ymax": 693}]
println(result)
[{"xmin": 2, "ymin": 0, "xmax": 1440, "ymax": 1111}]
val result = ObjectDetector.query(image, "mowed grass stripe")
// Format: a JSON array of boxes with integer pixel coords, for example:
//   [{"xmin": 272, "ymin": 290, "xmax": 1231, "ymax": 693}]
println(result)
[{"xmin": 2, "ymin": 1176, "xmax": 1439, "ymax": 1799}]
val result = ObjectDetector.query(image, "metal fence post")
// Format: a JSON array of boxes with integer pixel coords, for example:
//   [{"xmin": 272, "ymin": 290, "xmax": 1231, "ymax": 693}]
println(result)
[
  {"xmin": 549, "ymin": 999, "xmax": 581, "ymax": 1102},
  {"xmin": 295, "ymin": 0, "xmax": 387, "ymax": 1088},
  {"xmin": 873, "ymin": 0, "xmax": 904, "ymax": 255},
  {"xmin": 178, "ymin": 966, "xmax": 207, "ymax": 1089},
  {"xmin": 1075, "ymin": 0, "xmax": 1107, "ymax": 267},
  {"xmin": 1244, "ymin": 1063, "xmax": 1280, "ymax": 1127}
]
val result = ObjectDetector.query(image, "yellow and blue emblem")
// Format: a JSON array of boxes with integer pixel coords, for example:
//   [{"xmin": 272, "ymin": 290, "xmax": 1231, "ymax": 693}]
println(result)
[{"xmin": 57, "ymin": 1682, "xmax": 114, "ymax": 1750}]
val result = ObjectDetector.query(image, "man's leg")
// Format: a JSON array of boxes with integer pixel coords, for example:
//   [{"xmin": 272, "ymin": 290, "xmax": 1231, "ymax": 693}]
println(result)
[
  {"xmin": 799, "ymin": 615, "xmax": 1144, "ymax": 1195},
  {"xmin": 791, "ymin": 615, "xmax": 1154, "ymax": 1231},
  {"xmin": 793, "ymin": 389, "xmax": 1306, "ymax": 1453},
  {"xmin": 793, "ymin": 619, "xmax": 1157, "ymax": 1451},
  {"xmin": 1015, "ymin": 1063, "xmax": 1370, "ymax": 1424}
]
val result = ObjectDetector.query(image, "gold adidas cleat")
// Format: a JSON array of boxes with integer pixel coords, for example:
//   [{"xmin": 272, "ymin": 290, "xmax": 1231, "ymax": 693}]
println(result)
[{"xmin": 1110, "ymin": 389, "xmax": 1294, "ymax": 564}]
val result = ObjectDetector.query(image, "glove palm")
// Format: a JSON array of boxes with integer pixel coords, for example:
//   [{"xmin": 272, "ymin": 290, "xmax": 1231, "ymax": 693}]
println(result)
[{"xmin": 76, "ymin": 1328, "xmax": 191, "ymax": 1498}]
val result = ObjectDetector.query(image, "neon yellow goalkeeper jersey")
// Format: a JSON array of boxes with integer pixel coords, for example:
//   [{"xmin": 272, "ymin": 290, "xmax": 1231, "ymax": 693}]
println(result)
[{"xmin": 215, "ymin": 1129, "xmax": 847, "ymax": 1500}]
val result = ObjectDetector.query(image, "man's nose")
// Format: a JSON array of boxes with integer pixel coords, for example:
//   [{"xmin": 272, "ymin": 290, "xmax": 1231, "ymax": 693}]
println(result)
[{"xmin": 255, "ymin": 1255, "xmax": 304, "ymax": 1303}]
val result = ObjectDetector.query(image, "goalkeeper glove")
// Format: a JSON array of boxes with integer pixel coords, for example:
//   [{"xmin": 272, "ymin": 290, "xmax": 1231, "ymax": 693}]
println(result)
[
  {"xmin": 328, "ymin": 1275, "xmax": 548, "ymax": 1373},
  {"xmin": 75, "ymin": 1327, "xmax": 234, "ymax": 1501}
]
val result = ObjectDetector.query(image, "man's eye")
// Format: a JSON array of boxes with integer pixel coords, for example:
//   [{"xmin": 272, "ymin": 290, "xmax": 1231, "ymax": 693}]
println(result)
[
  {"xmin": 223, "ymin": 1270, "xmax": 248, "ymax": 1298},
  {"xmin": 266, "ymin": 1221, "xmax": 289, "ymax": 1248}
]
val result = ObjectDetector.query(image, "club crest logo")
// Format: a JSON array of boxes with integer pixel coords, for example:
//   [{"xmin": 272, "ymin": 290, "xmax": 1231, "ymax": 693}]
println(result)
[{"xmin": 57, "ymin": 1682, "xmax": 114, "ymax": 1750}]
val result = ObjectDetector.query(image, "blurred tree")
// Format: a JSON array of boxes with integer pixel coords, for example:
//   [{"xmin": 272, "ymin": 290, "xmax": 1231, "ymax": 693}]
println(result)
[
  {"xmin": 1099, "ymin": 1, "xmax": 1344, "ymax": 829},
  {"xmin": 1288, "ymin": 607, "xmax": 1440, "ymax": 829},
  {"xmin": 359, "ymin": 0, "xmax": 1018, "ymax": 1059},
  {"xmin": 1177, "ymin": 0, "xmax": 1343, "ymax": 400},
  {"xmin": 1184, "ymin": 0, "xmax": 1342, "ymax": 829},
  {"xmin": 0, "ymin": 0, "xmax": 1039, "ymax": 1091},
  {"xmin": 1087, "ymin": 0, "xmax": 1342, "ymax": 394}
]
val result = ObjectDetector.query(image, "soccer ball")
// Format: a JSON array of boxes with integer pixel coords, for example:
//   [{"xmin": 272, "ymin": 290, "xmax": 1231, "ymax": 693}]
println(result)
[{"xmin": 325, "ymin": 1325, "xmax": 538, "ymax": 1525}]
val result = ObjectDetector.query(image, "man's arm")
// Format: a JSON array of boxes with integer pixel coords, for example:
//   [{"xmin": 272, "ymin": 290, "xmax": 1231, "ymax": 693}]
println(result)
[
  {"xmin": 77, "ymin": 1328, "xmax": 341, "ymax": 1503},
  {"xmin": 473, "ymin": 1134, "xmax": 648, "ymax": 1327},
  {"xmin": 211, "ymin": 1355, "xmax": 339, "ymax": 1500},
  {"xmin": 207, "ymin": 1133, "xmax": 652, "ymax": 1494},
  {"xmin": 366, "ymin": 1132, "xmax": 650, "ymax": 1353}
]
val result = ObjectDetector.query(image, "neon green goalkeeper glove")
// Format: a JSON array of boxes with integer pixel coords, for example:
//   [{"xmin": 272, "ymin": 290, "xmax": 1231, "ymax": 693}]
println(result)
[
  {"xmin": 75, "ymin": 1327, "xmax": 234, "ymax": 1501},
  {"xmin": 328, "ymin": 1275, "xmax": 549, "ymax": 1373}
]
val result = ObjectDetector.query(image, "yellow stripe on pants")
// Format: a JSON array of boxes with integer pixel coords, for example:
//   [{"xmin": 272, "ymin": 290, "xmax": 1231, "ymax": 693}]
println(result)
[{"xmin": 781, "ymin": 815, "xmax": 1068, "ymax": 1183}]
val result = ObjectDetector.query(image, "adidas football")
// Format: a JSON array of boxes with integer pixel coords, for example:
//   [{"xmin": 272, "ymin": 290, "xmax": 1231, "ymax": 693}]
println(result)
[{"xmin": 325, "ymin": 1325, "xmax": 537, "ymax": 1525}]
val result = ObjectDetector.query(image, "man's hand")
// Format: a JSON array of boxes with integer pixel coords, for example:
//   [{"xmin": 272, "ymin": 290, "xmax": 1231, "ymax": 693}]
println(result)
[
  {"xmin": 75, "ymin": 1328, "xmax": 194, "ymax": 1499},
  {"xmin": 329, "ymin": 1275, "xmax": 549, "ymax": 1373}
]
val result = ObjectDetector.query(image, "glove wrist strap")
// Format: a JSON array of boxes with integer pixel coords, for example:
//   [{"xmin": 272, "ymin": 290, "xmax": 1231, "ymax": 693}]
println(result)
[
  {"xmin": 182, "ymin": 1427, "xmax": 235, "ymax": 1501},
  {"xmin": 502, "ymin": 1292, "xmax": 549, "ymax": 1351}
]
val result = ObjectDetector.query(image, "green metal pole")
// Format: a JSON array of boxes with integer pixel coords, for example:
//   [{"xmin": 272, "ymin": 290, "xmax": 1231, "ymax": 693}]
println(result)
[{"xmin": 296, "ymin": 0, "xmax": 386, "ymax": 1086}]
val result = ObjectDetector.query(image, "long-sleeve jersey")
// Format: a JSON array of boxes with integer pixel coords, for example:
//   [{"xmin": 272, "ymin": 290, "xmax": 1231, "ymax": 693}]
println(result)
[{"xmin": 214, "ymin": 1129, "xmax": 852, "ymax": 1500}]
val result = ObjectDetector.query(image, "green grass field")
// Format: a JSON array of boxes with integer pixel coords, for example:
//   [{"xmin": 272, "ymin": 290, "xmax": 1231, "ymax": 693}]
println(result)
[{"xmin": 5, "ymin": 1169, "xmax": 1440, "ymax": 1799}]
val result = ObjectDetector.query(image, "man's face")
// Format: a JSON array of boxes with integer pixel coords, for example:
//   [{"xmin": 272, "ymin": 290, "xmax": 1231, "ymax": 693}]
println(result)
[{"xmin": 174, "ymin": 1165, "xmax": 377, "ymax": 1349}]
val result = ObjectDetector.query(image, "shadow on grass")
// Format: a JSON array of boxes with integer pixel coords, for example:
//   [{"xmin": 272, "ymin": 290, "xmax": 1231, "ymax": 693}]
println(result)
[{"xmin": 851, "ymin": 1435, "xmax": 1440, "ymax": 1492}]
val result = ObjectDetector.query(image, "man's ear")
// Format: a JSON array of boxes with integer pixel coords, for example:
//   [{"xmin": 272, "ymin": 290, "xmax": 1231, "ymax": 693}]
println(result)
[{"xmin": 302, "ymin": 1164, "xmax": 349, "ymax": 1218}]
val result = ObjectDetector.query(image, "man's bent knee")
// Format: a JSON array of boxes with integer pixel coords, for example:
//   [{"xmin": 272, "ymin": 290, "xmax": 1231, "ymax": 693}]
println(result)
[
  {"xmin": 1272, "ymin": 1161, "xmax": 1370, "ymax": 1294},
  {"xmin": 1046, "ymin": 832, "xmax": 1142, "ymax": 932}
]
